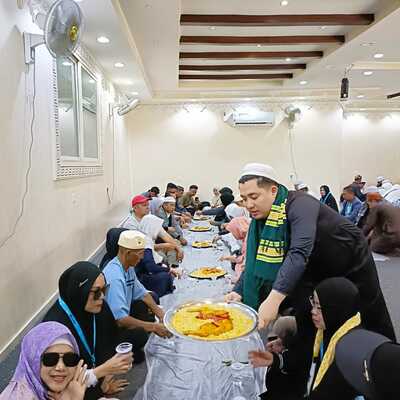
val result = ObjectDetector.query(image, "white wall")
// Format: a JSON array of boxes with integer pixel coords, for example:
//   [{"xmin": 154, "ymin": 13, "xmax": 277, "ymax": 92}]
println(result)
[
  {"xmin": 0, "ymin": 4, "xmax": 132, "ymax": 351},
  {"xmin": 127, "ymin": 104, "xmax": 400, "ymax": 200}
]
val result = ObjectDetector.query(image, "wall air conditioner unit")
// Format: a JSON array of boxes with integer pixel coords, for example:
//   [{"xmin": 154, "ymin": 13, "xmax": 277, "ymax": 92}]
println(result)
[{"xmin": 223, "ymin": 111, "xmax": 275, "ymax": 127}]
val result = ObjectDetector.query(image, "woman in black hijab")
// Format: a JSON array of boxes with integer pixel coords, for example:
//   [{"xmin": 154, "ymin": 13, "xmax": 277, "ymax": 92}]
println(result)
[
  {"xmin": 43, "ymin": 262, "xmax": 133, "ymax": 399},
  {"xmin": 250, "ymin": 279, "xmax": 362, "ymax": 399},
  {"xmin": 99, "ymin": 228, "xmax": 128, "ymax": 270},
  {"xmin": 308, "ymin": 277, "xmax": 362, "ymax": 399},
  {"xmin": 319, "ymin": 185, "xmax": 339, "ymax": 212}
]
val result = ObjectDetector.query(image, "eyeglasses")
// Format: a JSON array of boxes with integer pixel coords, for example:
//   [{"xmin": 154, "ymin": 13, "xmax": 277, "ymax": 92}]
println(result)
[
  {"xmin": 309, "ymin": 296, "xmax": 322, "ymax": 311},
  {"xmin": 90, "ymin": 284, "xmax": 109, "ymax": 301},
  {"xmin": 41, "ymin": 352, "xmax": 80, "ymax": 367}
]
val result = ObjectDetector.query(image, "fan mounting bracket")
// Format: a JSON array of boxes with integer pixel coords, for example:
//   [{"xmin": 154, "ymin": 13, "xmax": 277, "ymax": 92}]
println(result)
[
  {"xmin": 17, "ymin": 0, "xmax": 26, "ymax": 9},
  {"xmin": 23, "ymin": 32, "xmax": 44, "ymax": 64}
]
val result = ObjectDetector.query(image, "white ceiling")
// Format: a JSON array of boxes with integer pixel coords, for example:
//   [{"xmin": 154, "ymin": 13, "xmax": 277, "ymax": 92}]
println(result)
[
  {"xmin": 78, "ymin": 0, "xmax": 400, "ymax": 102},
  {"xmin": 77, "ymin": 0, "xmax": 151, "ymax": 99}
]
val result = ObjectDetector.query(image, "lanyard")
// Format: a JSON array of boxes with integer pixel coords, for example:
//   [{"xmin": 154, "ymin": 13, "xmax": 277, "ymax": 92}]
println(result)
[
  {"xmin": 58, "ymin": 298, "xmax": 96, "ymax": 367},
  {"xmin": 321, "ymin": 192, "xmax": 331, "ymax": 204},
  {"xmin": 320, "ymin": 342, "xmax": 324, "ymax": 361}
]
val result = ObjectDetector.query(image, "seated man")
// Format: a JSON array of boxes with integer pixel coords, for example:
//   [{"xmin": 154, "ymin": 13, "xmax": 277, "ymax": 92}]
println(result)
[
  {"xmin": 356, "ymin": 186, "xmax": 380, "ymax": 230},
  {"xmin": 340, "ymin": 185, "xmax": 362, "ymax": 224},
  {"xmin": 175, "ymin": 185, "xmax": 192, "ymax": 224},
  {"xmin": 178, "ymin": 185, "xmax": 198, "ymax": 214},
  {"xmin": 164, "ymin": 182, "xmax": 178, "ymax": 198},
  {"xmin": 156, "ymin": 196, "xmax": 187, "ymax": 246},
  {"xmin": 296, "ymin": 182, "xmax": 319, "ymax": 199},
  {"xmin": 123, "ymin": 195, "xmax": 150, "ymax": 230},
  {"xmin": 142, "ymin": 186, "xmax": 160, "ymax": 199},
  {"xmin": 103, "ymin": 230, "xmax": 172, "ymax": 362},
  {"xmin": 124, "ymin": 195, "xmax": 185, "ymax": 257},
  {"xmin": 363, "ymin": 199, "xmax": 400, "ymax": 255}
]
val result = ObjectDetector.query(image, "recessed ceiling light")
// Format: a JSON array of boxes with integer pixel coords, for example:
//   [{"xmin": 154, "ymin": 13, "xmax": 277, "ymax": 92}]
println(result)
[
  {"xmin": 209, "ymin": 26, "xmax": 216, "ymax": 30},
  {"xmin": 357, "ymin": 94, "xmax": 365, "ymax": 99},
  {"xmin": 320, "ymin": 26, "xmax": 327, "ymax": 30},
  {"xmin": 299, "ymin": 80, "xmax": 308, "ymax": 85},
  {"xmin": 363, "ymin": 71, "xmax": 373, "ymax": 76},
  {"xmin": 62, "ymin": 61, "xmax": 72, "ymax": 66},
  {"xmin": 374, "ymin": 53, "xmax": 384, "ymax": 59},
  {"xmin": 114, "ymin": 62, "xmax": 125, "ymax": 68},
  {"xmin": 97, "ymin": 36, "xmax": 110, "ymax": 44},
  {"xmin": 285, "ymin": 57, "xmax": 292, "ymax": 62},
  {"xmin": 131, "ymin": 91, "xmax": 139, "ymax": 96},
  {"xmin": 281, "ymin": 0, "xmax": 289, "ymax": 6},
  {"xmin": 257, "ymin": 44, "xmax": 262, "ymax": 48},
  {"xmin": 361, "ymin": 42, "xmax": 375, "ymax": 47}
]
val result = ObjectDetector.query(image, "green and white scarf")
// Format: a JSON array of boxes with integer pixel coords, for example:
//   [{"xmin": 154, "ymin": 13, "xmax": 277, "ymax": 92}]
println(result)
[{"xmin": 243, "ymin": 184, "xmax": 289, "ymax": 310}]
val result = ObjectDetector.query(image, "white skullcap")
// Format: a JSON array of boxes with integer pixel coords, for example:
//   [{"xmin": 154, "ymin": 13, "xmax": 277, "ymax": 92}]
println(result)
[
  {"xmin": 297, "ymin": 182, "xmax": 308, "ymax": 190},
  {"xmin": 240, "ymin": 163, "xmax": 278, "ymax": 182},
  {"xmin": 118, "ymin": 230, "xmax": 146, "ymax": 250},
  {"xmin": 377, "ymin": 176, "xmax": 385, "ymax": 183},
  {"xmin": 162, "ymin": 196, "xmax": 176, "ymax": 204}
]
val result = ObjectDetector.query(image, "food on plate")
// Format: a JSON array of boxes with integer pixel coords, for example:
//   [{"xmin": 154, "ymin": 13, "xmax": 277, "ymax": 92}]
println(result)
[
  {"xmin": 171, "ymin": 304, "xmax": 254, "ymax": 340},
  {"xmin": 190, "ymin": 225, "xmax": 211, "ymax": 232},
  {"xmin": 189, "ymin": 267, "xmax": 226, "ymax": 279},
  {"xmin": 192, "ymin": 241, "xmax": 213, "ymax": 248}
]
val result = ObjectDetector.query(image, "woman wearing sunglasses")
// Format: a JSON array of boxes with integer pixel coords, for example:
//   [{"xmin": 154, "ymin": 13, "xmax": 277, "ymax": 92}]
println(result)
[
  {"xmin": 0, "ymin": 321, "xmax": 87, "ymax": 400},
  {"xmin": 43, "ymin": 262, "xmax": 133, "ymax": 400}
]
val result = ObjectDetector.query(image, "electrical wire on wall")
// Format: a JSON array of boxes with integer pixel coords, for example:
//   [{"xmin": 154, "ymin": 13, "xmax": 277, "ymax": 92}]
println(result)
[
  {"xmin": 106, "ymin": 108, "xmax": 116, "ymax": 203},
  {"xmin": 288, "ymin": 125, "xmax": 298, "ymax": 181},
  {"xmin": 0, "ymin": 62, "xmax": 36, "ymax": 250}
]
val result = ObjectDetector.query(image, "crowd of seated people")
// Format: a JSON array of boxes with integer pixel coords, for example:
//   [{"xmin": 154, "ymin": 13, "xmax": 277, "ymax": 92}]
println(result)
[
  {"xmin": 296, "ymin": 173, "xmax": 400, "ymax": 255},
  {"xmin": 2, "ymin": 176, "xmax": 400, "ymax": 400}
]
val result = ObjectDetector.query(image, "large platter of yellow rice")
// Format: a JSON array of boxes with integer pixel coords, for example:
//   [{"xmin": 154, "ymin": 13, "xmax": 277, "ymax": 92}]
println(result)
[
  {"xmin": 192, "ymin": 240, "xmax": 213, "ymax": 248},
  {"xmin": 190, "ymin": 225, "xmax": 211, "ymax": 232},
  {"xmin": 164, "ymin": 300, "xmax": 258, "ymax": 342},
  {"xmin": 189, "ymin": 267, "xmax": 226, "ymax": 279}
]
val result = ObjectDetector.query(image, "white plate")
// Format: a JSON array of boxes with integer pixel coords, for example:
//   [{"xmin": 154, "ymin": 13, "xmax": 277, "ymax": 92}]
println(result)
[{"xmin": 164, "ymin": 299, "xmax": 258, "ymax": 343}]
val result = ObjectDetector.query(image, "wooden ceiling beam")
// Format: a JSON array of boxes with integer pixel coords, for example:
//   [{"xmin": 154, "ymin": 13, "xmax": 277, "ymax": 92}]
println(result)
[
  {"xmin": 179, "ymin": 63, "xmax": 306, "ymax": 71},
  {"xmin": 180, "ymin": 51, "xmax": 323, "ymax": 59},
  {"xmin": 180, "ymin": 35, "xmax": 344, "ymax": 45},
  {"xmin": 180, "ymin": 14, "xmax": 374, "ymax": 27},
  {"xmin": 179, "ymin": 73, "xmax": 293, "ymax": 80}
]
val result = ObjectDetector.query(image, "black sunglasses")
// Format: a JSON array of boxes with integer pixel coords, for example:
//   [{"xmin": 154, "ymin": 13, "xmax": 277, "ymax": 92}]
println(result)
[
  {"xmin": 90, "ymin": 284, "xmax": 109, "ymax": 301},
  {"xmin": 42, "ymin": 352, "xmax": 80, "ymax": 367}
]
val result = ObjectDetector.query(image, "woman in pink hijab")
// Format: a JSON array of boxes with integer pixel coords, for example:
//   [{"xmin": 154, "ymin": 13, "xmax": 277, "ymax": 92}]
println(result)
[
  {"xmin": 0, "ymin": 322, "xmax": 87, "ymax": 400},
  {"xmin": 222, "ymin": 216, "xmax": 250, "ymax": 282}
]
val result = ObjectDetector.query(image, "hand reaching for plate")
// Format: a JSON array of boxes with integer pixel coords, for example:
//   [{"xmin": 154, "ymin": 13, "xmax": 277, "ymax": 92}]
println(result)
[
  {"xmin": 249, "ymin": 350, "xmax": 274, "ymax": 368},
  {"xmin": 224, "ymin": 292, "xmax": 242, "ymax": 303}
]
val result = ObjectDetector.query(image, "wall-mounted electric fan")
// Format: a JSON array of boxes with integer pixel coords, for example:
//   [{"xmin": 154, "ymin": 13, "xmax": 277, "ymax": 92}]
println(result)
[
  {"xmin": 23, "ymin": 0, "xmax": 84, "ymax": 64},
  {"xmin": 284, "ymin": 105, "xmax": 302, "ymax": 128}
]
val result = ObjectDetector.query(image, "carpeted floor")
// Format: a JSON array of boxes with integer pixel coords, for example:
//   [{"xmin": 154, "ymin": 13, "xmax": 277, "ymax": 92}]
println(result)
[{"xmin": 0, "ymin": 257, "xmax": 399, "ymax": 397}]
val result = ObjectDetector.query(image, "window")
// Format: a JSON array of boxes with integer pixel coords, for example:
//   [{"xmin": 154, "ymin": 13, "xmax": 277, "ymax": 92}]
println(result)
[{"xmin": 56, "ymin": 56, "xmax": 100, "ymax": 164}]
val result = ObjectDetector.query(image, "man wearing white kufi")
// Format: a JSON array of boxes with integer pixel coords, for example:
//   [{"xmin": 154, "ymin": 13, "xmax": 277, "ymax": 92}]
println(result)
[{"xmin": 225, "ymin": 162, "xmax": 395, "ymax": 395}]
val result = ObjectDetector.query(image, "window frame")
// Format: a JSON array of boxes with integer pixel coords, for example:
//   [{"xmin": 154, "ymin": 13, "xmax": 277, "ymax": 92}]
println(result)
[{"xmin": 53, "ymin": 45, "xmax": 104, "ymax": 180}]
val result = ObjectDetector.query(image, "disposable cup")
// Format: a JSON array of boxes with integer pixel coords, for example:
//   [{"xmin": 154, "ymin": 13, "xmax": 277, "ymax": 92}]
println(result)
[{"xmin": 115, "ymin": 342, "xmax": 132, "ymax": 355}]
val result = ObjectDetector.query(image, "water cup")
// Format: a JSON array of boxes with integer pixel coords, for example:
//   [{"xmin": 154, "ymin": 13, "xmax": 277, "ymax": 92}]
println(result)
[
  {"xmin": 116, "ymin": 342, "xmax": 133, "ymax": 355},
  {"xmin": 115, "ymin": 342, "xmax": 133, "ymax": 369}
]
